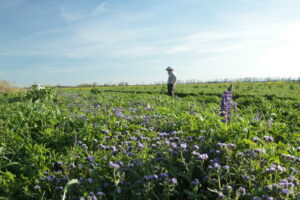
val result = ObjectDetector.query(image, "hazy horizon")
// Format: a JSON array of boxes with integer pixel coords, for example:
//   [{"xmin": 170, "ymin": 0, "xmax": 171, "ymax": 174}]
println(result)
[{"xmin": 1, "ymin": 0, "xmax": 300, "ymax": 86}]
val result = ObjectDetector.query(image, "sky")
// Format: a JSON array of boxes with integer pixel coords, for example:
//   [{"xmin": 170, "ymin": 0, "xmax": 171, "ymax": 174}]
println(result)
[{"xmin": 0, "ymin": 0, "xmax": 300, "ymax": 86}]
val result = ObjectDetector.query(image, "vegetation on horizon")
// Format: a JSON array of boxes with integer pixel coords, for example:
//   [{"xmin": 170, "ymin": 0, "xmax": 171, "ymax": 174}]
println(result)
[{"xmin": 0, "ymin": 80, "xmax": 19, "ymax": 93}]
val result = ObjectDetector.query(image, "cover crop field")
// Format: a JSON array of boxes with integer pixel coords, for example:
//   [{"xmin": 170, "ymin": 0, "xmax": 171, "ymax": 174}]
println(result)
[{"xmin": 0, "ymin": 82, "xmax": 300, "ymax": 200}]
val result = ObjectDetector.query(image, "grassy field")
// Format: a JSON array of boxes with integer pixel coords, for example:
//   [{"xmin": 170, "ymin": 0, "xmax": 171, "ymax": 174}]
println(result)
[
  {"xmin": 0, "ymin": 82, "xmax": 299, "ymax": 199},
  {"xmin": 64, "ymin": 81, "xmax": 300, "ymax": 99}
]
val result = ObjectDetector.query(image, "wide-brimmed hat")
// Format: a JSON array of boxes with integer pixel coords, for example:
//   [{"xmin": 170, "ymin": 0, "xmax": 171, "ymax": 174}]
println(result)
[{"xmin": 165, "ymin": 66, "xmax": 173, "ymax": 70}]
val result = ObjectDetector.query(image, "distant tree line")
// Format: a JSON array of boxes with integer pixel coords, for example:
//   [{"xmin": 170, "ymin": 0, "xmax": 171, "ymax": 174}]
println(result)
[
  {"xmin": 52, "ymin": 76, "xmax": 300, "ymax": 88},
  {"xmin": 151, "ymin": 77, "xmax": 300, "ymax": 85},
  {"xmin": 53, "ymin": 81, "xmax": 129, "ymax": 88}
]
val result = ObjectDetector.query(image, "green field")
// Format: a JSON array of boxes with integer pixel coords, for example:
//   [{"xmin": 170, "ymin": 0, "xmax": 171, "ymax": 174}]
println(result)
[
  {"xmin": 1, "ymin": 82, "xmax": 300, "ymax": 199},
  {"xmin": 66, "ymin": 81, "xmax": 300, "ymax": 99}
]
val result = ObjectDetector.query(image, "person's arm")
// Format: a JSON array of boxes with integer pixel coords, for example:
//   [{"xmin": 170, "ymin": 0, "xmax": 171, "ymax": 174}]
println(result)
[{"xmin": 173, "ymin": 74, "xmax": 177, "ymax": 86}]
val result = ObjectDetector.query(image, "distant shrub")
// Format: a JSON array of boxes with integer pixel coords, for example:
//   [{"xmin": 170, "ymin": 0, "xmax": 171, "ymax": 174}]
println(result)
[
  {"xmin": 27, "ymin": 84, "xmax": 56, "ymax": 101},
  {"xmin": 90, "ymin": 87, "xmax": 101, "ymax": 94},
  {"xmin": 289, "ymin": 84, "xmax": 295, "ymax": 90},
  {"xmin": 0, "ymin": 80, "xmax": 17, "ymax": 92}
]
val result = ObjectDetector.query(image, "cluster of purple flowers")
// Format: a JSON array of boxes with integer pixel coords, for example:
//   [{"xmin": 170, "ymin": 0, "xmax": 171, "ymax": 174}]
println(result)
[
  {"xmin": 265, "ymin": 176, "xmax": 299, "ymax": 198},
  {"xmin": 217, "ymin": 142, "xmax": 235, "ymax": 149},
  {"xmin": 253, "ymin": 148, "xmax": 266, "ymax": 154},
  {"xmin": 143, "ymin": 173, "xmax": 171, "ymax": 182},
  {"xmin": 33, "ymin": 95, "xmax": 300, "ymax": 200},
  {"xmin": 220, "ymin": 84, "xmax": 234, "ymax": 122},
  {"xmin": 281, "ymin": 154, "xmax": 299, "ymax": 162},
  {"xmin": 108, "ymin": 161, "xmax": 121, "ymax": 169},
  {"xmin": 208, "ymin": 158, "xmax": 222, "ymax": 170},
  {"xmin": 192, "ymin": 151, "xmax": 209, "ymax": 160},
  {"xmin": 263, "ymin": 135, "xmax": 274, "ymax": 143},
  {"xmin": 266, "ymin": 164, "xmax": 286, "ymax": 173},
  {"xmin": 253, "ymin": 137, "xmax": 261, "ymax": 143}
]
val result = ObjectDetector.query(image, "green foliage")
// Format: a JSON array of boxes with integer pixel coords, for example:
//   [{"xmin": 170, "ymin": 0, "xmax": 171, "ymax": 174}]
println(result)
[
  {"xmin": 90, "ymin": 87, "xmax": 102, "ymax": 94},
  {"xmin": 26, "ymin": 84, "xmax": 56, "ymax": 102},
  {"xmin": 0, "ymin": 82, "xmax": 299, "ymax": 199}
]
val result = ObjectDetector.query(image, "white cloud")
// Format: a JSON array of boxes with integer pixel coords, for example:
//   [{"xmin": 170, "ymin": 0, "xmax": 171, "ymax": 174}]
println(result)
[
  {"xmin": 164, "ymin": 28, "xmax": 277, "ymax": 54},
  {"xmin": 92, "ymin": 2, "xmax": 106, "ymax": 16},
  {"xmin": 114, "ymin": 46, "xmax": 160, "ymax": 57},
  {"xmin": 60, "ymin": 5, "xmax": 84, "ymax": 22},
  {"xmin": 60, "ymin": 1, "xmax": 106, "ymax": 22},
  {"xmin": 257, "ymin": 23, "xmax": 300, "ymax": 77}
]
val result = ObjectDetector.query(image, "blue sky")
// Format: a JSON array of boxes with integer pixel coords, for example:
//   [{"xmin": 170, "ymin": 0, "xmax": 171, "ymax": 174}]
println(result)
[{"xmin": 1, "ymin": 0, "xmax": 300, "ymax": 86}]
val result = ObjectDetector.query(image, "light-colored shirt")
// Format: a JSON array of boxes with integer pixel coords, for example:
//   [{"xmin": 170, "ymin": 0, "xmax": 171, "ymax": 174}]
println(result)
[{"xmin": 167, "ymin": 72, "xmax": 176, "ymax": 84}]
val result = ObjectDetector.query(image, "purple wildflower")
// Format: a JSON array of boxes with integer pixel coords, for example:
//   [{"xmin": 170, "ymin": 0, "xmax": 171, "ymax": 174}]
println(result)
[
  {"xmin": 96, "ymin": 192, "xmax": 104, "ymax": 196},
  {"xmin": 108, "ymin": 161, "xmax": 120, "ymax": 169},
  {"xmin": 198, "ymin": 136, "xmax": 205, "ymax": 141},
  {"xmin": 144, "ymin": 175, "xmax": 150, "ymax": 181},
  {"xmin": 226, "ymin": 185, "xmax": 232, "ymax": 191},
  {"xmin": 170, "ymin": 142, "xmax": 177, "ymax": 148},
  {"xmin": 220, "ymin": 84, "xmax": 233, "ymax": 122},
  {"xmin": 171, "ymin": 178, "xmax": 178, "ymax": 184},
  {"xmin": 81, "ymin": 144, "xmax": 88, "ymax": 150},
  {"xmin": 86, "ymin": 156, "xmax": 94, "ymax": 163},
  {"xmin": 116, "ymin": 188, "xmax": 121, "ymax": 194},
  {"xmin": 90, "ymin": 196, "xmax": 97, "ymax": 200},
  {"xmin": 238, "ymin": 187, "xmax": 246, "ymax": 194},
  {"xmin": 191, "ymin": 179, "xmax": 199, "ymax": 185},
  {"xmin": 253, "ymin": 137, "xmax": 260, "ymax": 143},
  {"xmin": 46, "ymin": 175, "xmax": 55, "ymax": 182},
  {"xmin": 159, "ymin": 172, "xmax": 169, "ymax": 179},
  {"xmin": 218, "ymin": 193, "xmax": 224, "ymax": 198},
  {"xmin": 254, "ymin": 148, "xmax": 266, "ymax": 154},
  {"xmin": 137, "ymin": 142, "xmax": 144, "ymax": 149},
  {"xmin": 281, "ymin": 188, "xmax": 291, "ymax": 195},
  {"xmin": 263, "ymin": 136, "xmax": 274, "ymax": 143},
  {"xmin": 198, "ymin": 154, "xmax": 209, "ymax": 161},
  {"xmin": 223, "ymin": 165, "xmax": 230, "ymax": 170},
  {"xmin": 180, "ymin": 143, "xmax": 187, "ymax": 149},
  {"xmin": 212, "ymin": 162, "xmax": 221, "ymax": 169},
  {"xmin": 238, "ymin": 152, "xmax": 245, "ymax": 156},
  {"xmin": 34, "ymin": 185, "xmax": 40, "ymax": 190},
  {"xmin": 87, "ymin": 178, "xmax": 93, "ymax": 183},
  {"xmin": 69, "ymin": 162, "xmax": 76, "ymax": 169}
]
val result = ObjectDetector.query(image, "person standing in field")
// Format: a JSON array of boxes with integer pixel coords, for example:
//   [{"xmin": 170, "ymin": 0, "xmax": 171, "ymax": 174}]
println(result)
[{"xmin": 166, "ymin": 66, "xmax": 177, "ymax": 97}]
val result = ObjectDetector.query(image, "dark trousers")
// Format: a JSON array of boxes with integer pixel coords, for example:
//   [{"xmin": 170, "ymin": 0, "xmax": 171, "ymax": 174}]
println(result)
[{"xmin": 167, "ymin": 84, "xmax": 174, "ymax": 97}]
